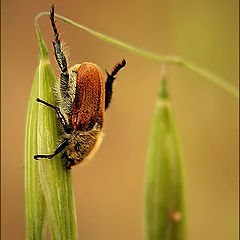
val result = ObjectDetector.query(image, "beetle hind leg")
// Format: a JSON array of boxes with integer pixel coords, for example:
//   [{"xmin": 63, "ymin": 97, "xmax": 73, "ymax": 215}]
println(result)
[{"xmin": 50, "ymin": 5, "xmax": 70, "ymax": 100}]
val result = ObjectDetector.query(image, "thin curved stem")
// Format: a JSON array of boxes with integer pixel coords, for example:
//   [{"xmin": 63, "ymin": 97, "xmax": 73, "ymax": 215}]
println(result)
[{"xmin": 35, "ymin": 12, "xmax": 239, "ymax": 99}]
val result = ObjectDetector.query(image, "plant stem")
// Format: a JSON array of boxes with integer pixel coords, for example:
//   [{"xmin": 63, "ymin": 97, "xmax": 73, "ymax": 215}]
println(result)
[{"xmin": 35, "ymin": 12, "xmax": 238, "ymax": 99}]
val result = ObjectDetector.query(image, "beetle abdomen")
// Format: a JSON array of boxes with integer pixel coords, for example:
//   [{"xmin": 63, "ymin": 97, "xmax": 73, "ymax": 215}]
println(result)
[{"xmin": 66, "ymin": 129, "xmax": 104, "ymax": 166}]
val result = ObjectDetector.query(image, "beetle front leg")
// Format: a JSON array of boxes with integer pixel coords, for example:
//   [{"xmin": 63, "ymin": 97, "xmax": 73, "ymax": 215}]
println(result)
[
  {"xmin": 61, "ymin": 152, "xmax": 74, "ymax": 170},
  {"xmin": 34, "ymin": 139, "xmax": 69, "ymax": 160}
]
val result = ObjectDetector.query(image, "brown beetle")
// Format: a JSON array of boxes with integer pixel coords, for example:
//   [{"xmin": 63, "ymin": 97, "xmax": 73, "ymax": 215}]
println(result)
[{"xmin": 34, "ymin": 5, "xmax": 126, "ymax": 169}]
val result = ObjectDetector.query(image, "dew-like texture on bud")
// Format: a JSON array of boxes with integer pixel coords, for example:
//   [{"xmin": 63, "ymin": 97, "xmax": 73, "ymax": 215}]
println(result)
[
  {"xmin": 143, "ymin": 75, "xmax": 186, "ymax": 240},
  {"xmin": 24, "ymin": 27, "xmax": 78, "ymax": 240}
]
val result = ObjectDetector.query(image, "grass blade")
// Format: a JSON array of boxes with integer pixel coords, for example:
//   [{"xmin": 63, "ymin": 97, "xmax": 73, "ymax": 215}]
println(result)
[
  {"xmin": 35, "ymin": 25, "xmax": 78, "ymax": 240},
  {"xmin": 143, "ymin": 71, "xmax": 186, "ymax": 240},
  {"xmin": 24, "ymin": 25, "xmax": 78, "ymax": 240},
  {"xmin": 24, "ymin": 65, "xmax": 47, "ymax": 240}
]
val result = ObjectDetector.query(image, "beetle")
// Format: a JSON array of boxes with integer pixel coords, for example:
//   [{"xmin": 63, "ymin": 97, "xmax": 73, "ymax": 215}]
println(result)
[{"xmin": 34, "ymin": 5, "xmax": 126, "ymax": 169}]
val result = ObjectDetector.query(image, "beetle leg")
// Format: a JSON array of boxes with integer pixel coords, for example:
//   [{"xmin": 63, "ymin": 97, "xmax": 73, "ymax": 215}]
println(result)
[
  {"xmin": 105, "ymin": 58, "xmax": 126, "ymax": 110},
  {"xmin": 36, "ymin": 98, "xmax": 72, "ymax": 134},
  {"xmin": 34, "ymin": 139, "xmax": 69, "ymax": 160},
  {"xmin": 49, "ymin": 5, "xmax": 69, "ymax": 97}
]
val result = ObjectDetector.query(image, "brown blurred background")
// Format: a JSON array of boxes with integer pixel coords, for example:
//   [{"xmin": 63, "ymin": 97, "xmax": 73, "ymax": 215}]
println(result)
[{"xmin": 1, "ymin": 0, "xmax": 239, "ymax": 239}]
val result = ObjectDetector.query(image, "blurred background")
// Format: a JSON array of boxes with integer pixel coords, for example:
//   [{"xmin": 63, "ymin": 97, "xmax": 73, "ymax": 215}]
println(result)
[{"xmin": 1, "ymin": 0, "xmax": 239, "ymax": 239}]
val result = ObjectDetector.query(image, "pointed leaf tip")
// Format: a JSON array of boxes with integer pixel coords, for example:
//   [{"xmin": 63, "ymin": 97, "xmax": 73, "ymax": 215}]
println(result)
[
  {"xmin": 158, "ymin": 70, "xmax": 169, "ymax": 100},
  {"xmin": 36, "ymin": 25, "xmax": 49, "ymax": 59}
]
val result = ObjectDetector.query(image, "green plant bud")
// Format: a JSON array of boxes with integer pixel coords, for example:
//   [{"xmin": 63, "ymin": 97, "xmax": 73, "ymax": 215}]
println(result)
[
  {"xmin": 24, "ymin": 64, "xmax": 47, "ymax": 240},
  {"xmin": 24, "ymin": 26, "xmax": 77, "ymax": 240},
  {"xmin": 143, "ymin": 71, "xmax": 186, "ymax": 240}
]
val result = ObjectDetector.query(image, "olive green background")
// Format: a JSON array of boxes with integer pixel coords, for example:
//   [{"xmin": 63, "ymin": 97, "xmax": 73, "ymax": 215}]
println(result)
[{"xmin": 2, "ymin": 0, "xmax": 239, "ymax": 239}]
